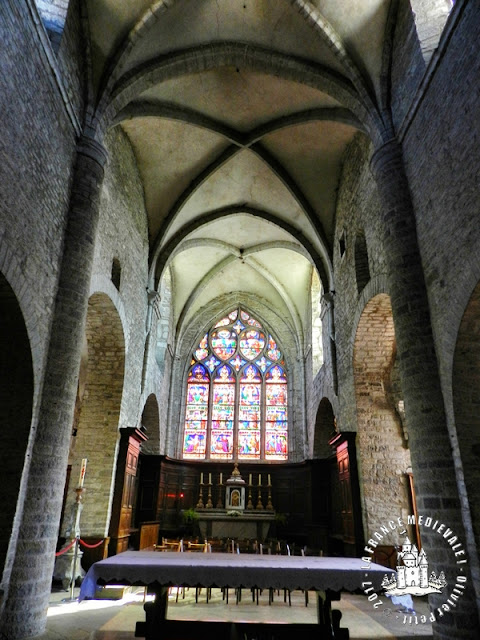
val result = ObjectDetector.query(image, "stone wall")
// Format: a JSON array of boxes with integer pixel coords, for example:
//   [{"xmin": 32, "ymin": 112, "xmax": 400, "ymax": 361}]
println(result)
[
  {"xmin": 400, "ymin": 1, "xmax": 480, "ymax": 386},
  {"xmin": 397, "ymin": 0, "xmax": 480, "ymax": 615},
  {"xmin": 0, "ymin": 1, "xmax": 76, "ymax": 399},
  {"xmin": 62, "ymin": 126, "xmax": 151, "ymax": 536},
  {"xmin": 92, "ymin": 126, "xmax": 149, "ymax": 427}
]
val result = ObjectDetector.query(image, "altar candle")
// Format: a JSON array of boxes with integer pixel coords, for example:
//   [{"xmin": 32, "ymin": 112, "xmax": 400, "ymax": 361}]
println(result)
[
  {"xmin": 200, "ymin": 472, "xmax": 204, "ymax": 484},
  {"xmin": 268, "ymin": 474, "xmax": 271, "ymax": 485},
  {"xmin": 79, "ymin": 458, "xmax": 87, "ymax": 488},
  {"xmin": 249, "ymin": 473, "xmax": 252, "ymax": 485},
  {"xmin": 219, "ymin": 472, "xmax": 223, "ymax": 484},
  {"xmin": 209, "ymin": 473, "xmax": 212, "ymax": 484},
  {"xmin": 258, "ymin": 474, "xmax": 261, "ymax": 486}
]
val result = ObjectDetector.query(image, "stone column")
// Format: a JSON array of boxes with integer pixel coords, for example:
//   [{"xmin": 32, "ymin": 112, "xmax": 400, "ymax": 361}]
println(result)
[
  {"xmin": 0, "ymin": 135, "xmax": 108, "ymax": 640},
  {"xmin": 370, "ymin": 138, "xmax": 479, "ymax": 637}
]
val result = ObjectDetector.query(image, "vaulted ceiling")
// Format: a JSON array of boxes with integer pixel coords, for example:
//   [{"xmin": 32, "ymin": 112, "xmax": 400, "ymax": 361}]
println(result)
[{"xmin": 86, "ymin": 0, "xmax": 392, "ymax": 344}]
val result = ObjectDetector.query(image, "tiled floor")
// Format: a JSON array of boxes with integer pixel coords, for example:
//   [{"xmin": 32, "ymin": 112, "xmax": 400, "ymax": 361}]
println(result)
[{"xmin": 27, "ymin": 586, "xmax": 433, "ymax": 640}]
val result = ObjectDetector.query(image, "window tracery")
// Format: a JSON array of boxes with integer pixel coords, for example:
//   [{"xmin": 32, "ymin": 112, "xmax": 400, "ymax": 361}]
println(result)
[{"xmin": 183, "ymin": 308, "xmax": 288, "ymax": 461}]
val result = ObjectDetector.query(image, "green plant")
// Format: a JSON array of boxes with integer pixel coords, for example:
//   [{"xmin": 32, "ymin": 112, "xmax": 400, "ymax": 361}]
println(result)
[
  {"xmin": 274, "ymin": 512, "xmax": 288, "ymax": 526},
  {"xmin": 181, "ymin": 508, "xmax": 199, "ymax": 524}
]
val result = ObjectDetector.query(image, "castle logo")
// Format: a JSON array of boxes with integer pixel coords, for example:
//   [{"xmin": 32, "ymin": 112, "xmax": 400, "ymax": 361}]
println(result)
[
  {"xmin": 361, "ymin": 515, "xmax": 468, "ymax": 625},
  {"xmin": 381, "ymin": 536, "xmax": 447, "ymax": 597}
]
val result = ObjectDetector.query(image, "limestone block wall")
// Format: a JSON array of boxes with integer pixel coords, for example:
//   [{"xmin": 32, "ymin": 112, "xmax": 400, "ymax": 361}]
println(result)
[
  {"xmin": 395, "ymin": 1, "xmax": 480, "ymax": 610},
  {"xmin": 398, "ymin": 2, "xmax": 480, "ymax": 388},
  {"xmin": 0, "ymin": 3, "xmax": 78, "ymax": 600},
  {"xmin": 391, "ymin": 0, "xmax": 427, "ymax": 131},
  {"xmin": 331, "ymin": 133, "xmax": 386, "ymax": 433},
  {"xmin": 0, "ymin": 1, "xmax": 77, "ymax": 398},
  {"xmin": 62, "ymin": 126, "xmax": 151, "ymax": 536},
  {"xmin": 55, "ymin": 0, "xmax": 85, "ymax": 125},
  {"xmin": 92, "ymin": 126, "xmax": 150, "ymax": 427}
]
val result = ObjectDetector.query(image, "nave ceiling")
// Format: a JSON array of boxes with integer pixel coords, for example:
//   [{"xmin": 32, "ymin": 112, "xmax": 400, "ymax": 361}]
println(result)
[{"xmin": 85, "ymin": 0, "xmax": 392, "ymax": 343}]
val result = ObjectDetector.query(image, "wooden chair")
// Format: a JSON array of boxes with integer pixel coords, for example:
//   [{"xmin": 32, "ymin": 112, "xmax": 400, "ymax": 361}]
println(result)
[
  {"xmin": 153, "ymin": 537, "xmax": 183, "ymax": 552},
  {"xmin": 153, "ymin": 539, "xmax": 186, "ymax": 601},
  {"xmin": 183, "ymin": 539, "xmax": 212, "ymax": 602}
]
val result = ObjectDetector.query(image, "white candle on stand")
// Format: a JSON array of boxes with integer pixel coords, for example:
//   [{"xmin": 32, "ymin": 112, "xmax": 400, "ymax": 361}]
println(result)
[
  {"xmin": 249, "ymin": 474, "xmax": 252, "ymax": 485},
  {"xmin": 258, "ymin": 474, "xmax": 261, "ymax": 486},
  {"xmin": 219, "ymin": 472, "xmax": 223, "ymax": 484},
  {"xmin": 268, "ymin": 474, "xmax": 271, "ymax": 485},
  {"xmin": 200, "ymin": 472, "xmax": 204, "ymax": 484},
  {"xmin": 79, "ymin": 458, "xmax": 87, "ymax": 488},
  {"xmin": 209, "ymin": 473, "xmax": 212, "ymax": 484}
]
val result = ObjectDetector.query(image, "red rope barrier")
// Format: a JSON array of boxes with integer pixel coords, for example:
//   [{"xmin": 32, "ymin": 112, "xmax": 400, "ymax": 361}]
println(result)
[
  {"xmin": 55, "ymin": 539, "xmax": 77, "ymax": 556},
  {"xmin": 79, "ymin": 538, "xmax": 105, "ymax": 549}
]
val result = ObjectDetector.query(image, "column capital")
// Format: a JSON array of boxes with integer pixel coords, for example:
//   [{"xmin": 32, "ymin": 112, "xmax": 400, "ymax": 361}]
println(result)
[
  {"xmin": 76, "ymin": 134, "xmax": 109, "ymax": 169},
  {"xmin": 147, "ymin": 288, "xmax": 162, "ymax": 316}
]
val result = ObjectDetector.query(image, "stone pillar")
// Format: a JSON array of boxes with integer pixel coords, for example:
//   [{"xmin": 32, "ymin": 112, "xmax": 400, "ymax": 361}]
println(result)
[
  {"xmin": 0, "ymin": 135, "xmax": 108, "ymax": 640},
  {"xmin": 370, "ymin": 138, "xmax": 479, "ymax": 637}
]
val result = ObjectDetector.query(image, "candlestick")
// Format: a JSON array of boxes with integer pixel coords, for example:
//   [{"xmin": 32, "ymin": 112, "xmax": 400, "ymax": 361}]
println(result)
[
  {"xmin": 206, "ymin": 484, "xmax": 213, "ymax": 509},
  {"xmin": 196, "ymin": 485, "xmax": 204, "ymax": 509},
  {"xmin": 79, "ymin": 458, "xmax": 87, "ymax": 488},
  {"xmin": 246, "ymin": 486, "xmax": 254, "ymax": 509},
  {"xmin": 266, "ymin": 486, "xmax": 274, "ymax": 511},
  {"xmin": 256, "ymin": 487, "xmax": 264, "ymax": 510},
  {"xmin": 216, "ymin": 483, "xmax": 223, "ymax": 508}
]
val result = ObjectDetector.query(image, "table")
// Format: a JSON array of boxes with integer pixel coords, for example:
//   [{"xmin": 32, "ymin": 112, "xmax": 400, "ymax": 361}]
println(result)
[{"xmin": 79, "ymin": 551, "xmax": 387, "ymax": 639}]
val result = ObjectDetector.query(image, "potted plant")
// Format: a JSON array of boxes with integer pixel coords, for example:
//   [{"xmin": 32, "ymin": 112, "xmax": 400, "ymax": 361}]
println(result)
[{"xmin": 180, "ymin": 508, "xmax": 199, "ymax": 536}]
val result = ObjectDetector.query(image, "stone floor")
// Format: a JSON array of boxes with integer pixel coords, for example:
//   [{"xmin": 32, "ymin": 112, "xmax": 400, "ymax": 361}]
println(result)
[{"xmin": 27, "ymin": 585, "xmax": 433, "ymax": 640}]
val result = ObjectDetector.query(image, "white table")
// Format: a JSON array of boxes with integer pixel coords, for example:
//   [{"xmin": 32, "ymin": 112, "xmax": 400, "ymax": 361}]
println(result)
[{"xmin": 80, "ymin": 551, "xmax": 387, "ymax": 639}]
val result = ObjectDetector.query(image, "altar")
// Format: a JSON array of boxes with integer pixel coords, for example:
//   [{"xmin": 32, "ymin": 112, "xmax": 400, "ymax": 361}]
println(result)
[
  {"xmin": 197, "ymin": 509, "xmax": 275, "ymax": 541},
  {"xmin": 194, "ymin": 463, "xmax": 275, "ymax": 541}
]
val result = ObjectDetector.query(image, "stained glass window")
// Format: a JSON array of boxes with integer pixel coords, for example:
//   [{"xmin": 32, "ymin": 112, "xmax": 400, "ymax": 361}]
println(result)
[
  {"xmin": 183, "ymin": 364, "xmax": 209, "ymax": 459},
  {"xmin": 182, "ymin": 308, "xmax": 288, "ymax": 461},
  {"xmin": 265, "ymin": 365, "xmax": 288, "ymax": 460}
]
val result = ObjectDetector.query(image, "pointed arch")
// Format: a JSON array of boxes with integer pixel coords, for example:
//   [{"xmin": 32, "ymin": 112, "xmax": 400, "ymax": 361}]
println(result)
[
  {"xmin": 313, "ymin": 397, "xmax": 335, "ymax": 459},
  {"xmin": 141, "ymin": 394, "xmax": 161, "ymax": 455},
  {"xmin": 182, "ymin": 307, "xmax": 288, "ymax": 462}
]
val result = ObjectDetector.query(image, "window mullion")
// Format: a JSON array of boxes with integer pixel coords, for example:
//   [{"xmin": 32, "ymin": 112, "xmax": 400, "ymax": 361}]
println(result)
[
  {"xmin": 261, "ymin": 376, "xmax": 266, "ymax": 459},
  {"xmin": 205, "ymin": 371, "xmax": 213, "ymax": 461},
  {"xmin": 234, "ymin": 373, "xmax": 239, "ymax": 460}
]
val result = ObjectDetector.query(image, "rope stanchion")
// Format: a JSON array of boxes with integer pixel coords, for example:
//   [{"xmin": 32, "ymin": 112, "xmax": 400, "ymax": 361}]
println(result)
[
  {"xmin": 79, "ymin": 538, "xmax": 105, "ymax": 549},
  {"xmin": 55, "ymin": 539, "xmax": 77, "ymax": 556}
]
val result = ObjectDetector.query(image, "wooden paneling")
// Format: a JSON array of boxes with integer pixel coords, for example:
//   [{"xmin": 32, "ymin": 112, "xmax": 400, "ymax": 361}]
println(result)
[
  {"xmin": 109, "ymin": 428, "xmax": 147, "ymax": 555},
  {"xmin": 136, "ymin": 456, "xmax": 330, "ymax": 549},
  {"xmin": 138, "ymin": 522, "xmax": 160, "ymax": 550},
  {"xmin": 328, "ymin": 432, "xmax": 364, "ymax": 557}
]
